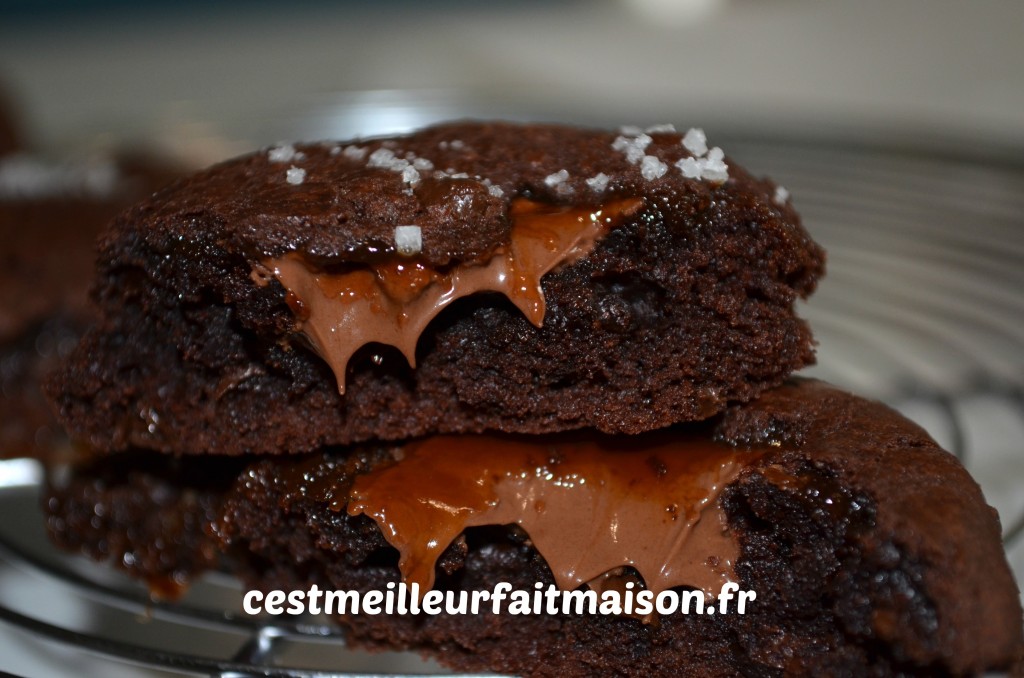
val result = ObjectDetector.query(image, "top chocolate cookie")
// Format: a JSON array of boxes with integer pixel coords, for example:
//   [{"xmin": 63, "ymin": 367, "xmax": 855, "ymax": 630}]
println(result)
[{"xmin": 50, "ymin": 122, "xmax": 825, "ymax": 455}]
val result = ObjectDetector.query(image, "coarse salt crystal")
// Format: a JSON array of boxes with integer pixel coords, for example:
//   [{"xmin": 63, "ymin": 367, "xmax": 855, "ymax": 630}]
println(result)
[
  {"xmin": 488, "ymin": 184, "xmax": 505, "ymax": 198},
  {"xmin": 368, "ymin": 148, "xmax": 404, "ymax": 170},
  {"xmin": 619, "ymin": 125, "xmax": 644, "ymax": 136},
  {"xmin": 342, "ymin": 145, "xmax": 367, "ymax": 161},
  {"xmin": 286, "ymin": 166, "xmax": 306, "ymax": 185},
  {"xmin": 646, "ymin": 123, "xmax": 677, "ymax": 134},
  {"xmin": 412, "ymin": 157, "xmax": 434, "ymax": 171},
  {"xmin": 675, "ymin": 157, "xmax": 702, "ymax": 179},
  {"xmin": 640, "ymin": 155, "xmax": 668, "ymax": 180},
  {"xmin": 701, "ymin": 163, "xmax": 729, "ymax": 183},
  {"xmin": 394, "ymin": 225, "xmax": 422, "ymax": 256},
  {"xmin": 586, "ymin": 172, "xmax": 610, "ymax": 192},
  {"xmin": 612, "ymin": 133, "xmax": 652, "ymax": 164},
  {"xmin": 544, "ymin": 169, "xmax": 570, "ymax": 187},
  {"xmin": 774, "ymin": 186, "xmax": 790, "ymax": 205},
  {"xmin": 706, "ymin": 146, "xmax": 724, "ymax": 163},
  {"xmin": 401, "ymin": 165, "xmax": 420, "ymax": 184},
  {"xmin": 682, "ymin": 128, "xmax": 707, "ymax": 157},
  {"xmin": 449, "ymin": 172, "xmax": 470, "ymax": 179},
  {"xmin": 268, "ymin": 144, "xmax": 296, "ymax": 163}
]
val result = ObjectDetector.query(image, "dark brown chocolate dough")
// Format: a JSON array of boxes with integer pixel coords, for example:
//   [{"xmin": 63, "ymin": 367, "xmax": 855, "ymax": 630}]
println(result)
[
  {"xmin": 49, "ymin": 122, "xmax": 824, "ymax": 455},
  {"xmin": 44, "ymin": 381, "xmax": 1023, "ymax": 676}
]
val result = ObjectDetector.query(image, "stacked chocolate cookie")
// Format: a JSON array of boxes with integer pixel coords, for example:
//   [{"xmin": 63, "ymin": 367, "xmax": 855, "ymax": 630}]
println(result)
[
  {"xmin": 0, "ymin": 91, "xmax": 180, "ymax": 461},
  {"xmin": 44, "ymin": 122, "xmax": 1022, "ymax": 676}
]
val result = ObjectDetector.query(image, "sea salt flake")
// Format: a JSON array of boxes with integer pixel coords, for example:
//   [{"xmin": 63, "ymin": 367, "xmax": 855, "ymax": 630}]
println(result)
[
  {"xmin": 706, "ymin": 146, "xmax": 725, "ymax": 163},
  {"xmin": 612, "ymin": 133, "xmax": 652, "ymax": 164},
  {"xmin": 619, "ymin": 125, "xmax": 644, "ymax": 136},
  {"xmin": 701, "ymin": 162, "xmax": 729, "ymax": 183},
  {"xmin": 488, "ymin": 184, "xmax": 505, "ymax": 198},
  {"xmin": 394, "ymin": 225, "xmax": 422, "ymax": 256},
  {"xmin": 544, "ymin": 169, "xmax": 570, "ymax": 187},
  {"xmin": 675, "ymin": 157, "xmax": 702, "ymax": 179},
  {"xmin": 401, "ymin": 165, "xmax": 421, "ymax": 184},
  {"xmin": 268, "ymin": 144, "xmax": 296, "ymax": 163},
  {"xmin": 449, "ymin": 172, "xmax": 470, "ymax": 179},
  {"xmin": 342, "ymin": 145, "xmax": 367, "ymax": 161},
  {"xmin": 286, "ymin": 166, "xmax": 306, "ymax": 185},
  {"xmin": 412, "ymin": 157, "xmax": 434, "ymax": 171},
  {"xmin": 368, "ymin": 148, "xmax": 406, "ymax": 170},
  {"xmin": 645, "ymin": 123, "xmax": 676, "ymax": 134},
  {"xmin": 640, "ymin": 155, "xmax": 668, "ymax": 180},
  {"xmin": 682, "ymin": 128, "xmax": 708, "ymax": 157},
  {"xmin": 774, "ymin": 186, "xmax": 790, "ymax": 205},
  {"xmin": 586, "ymin": 172, "xmax": 610, "ymax": 192}
]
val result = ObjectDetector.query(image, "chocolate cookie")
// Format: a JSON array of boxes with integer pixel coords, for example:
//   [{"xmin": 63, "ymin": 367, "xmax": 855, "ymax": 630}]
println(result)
[
  {"xmin": 48, "ymin": 122, "xmax": 824, "ymax": 456},
  {"xmin": 44, "ymin": 380, "xmax": 1023, "ymax": 676},
  {"xmin": 0, "ymin": 152, "xmax": 180, "ymax": 458}
]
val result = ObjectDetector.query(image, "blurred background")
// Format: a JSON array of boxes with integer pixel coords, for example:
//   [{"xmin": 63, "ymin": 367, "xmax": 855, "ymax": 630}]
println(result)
[
  {"xmin": 2, "ymin": 0, "xmax": 1024, "ymax": 157},
  {"xmin": 1, "ymin": 1, "xmax": 1023, "ymax": 676}
]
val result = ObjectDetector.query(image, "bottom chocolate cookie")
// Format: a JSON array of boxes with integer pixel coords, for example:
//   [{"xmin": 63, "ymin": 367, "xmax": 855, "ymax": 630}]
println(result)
[{"xmin": 43, "ymin": 380, "xmax": 1022, "ymax": 676}]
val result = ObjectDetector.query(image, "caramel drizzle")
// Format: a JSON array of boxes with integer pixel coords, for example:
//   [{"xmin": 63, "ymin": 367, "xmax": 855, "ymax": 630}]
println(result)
[
  {"xmin": 267, "ymin": 197, "xmax": 643, "ymax": 394},
  {"xmin": 346, "ymin": 433, "xmax": 762, "ymax": 596}
]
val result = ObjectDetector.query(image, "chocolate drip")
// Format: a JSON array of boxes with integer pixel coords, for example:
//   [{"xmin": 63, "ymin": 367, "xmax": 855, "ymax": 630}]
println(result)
[
  {"xmin": 267, "ymin": 197, "xmax": 643, "ymax": 394},
  {"xmin": 346, "ymin": 432, "xmax": 764, "ymax": 596}
]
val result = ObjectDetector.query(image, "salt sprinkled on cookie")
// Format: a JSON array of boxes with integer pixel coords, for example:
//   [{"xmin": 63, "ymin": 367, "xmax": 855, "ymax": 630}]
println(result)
[
  {"xmin": 640, "ymin": 155, "xmax": 668, "ymax": 180},
  {"xmin": 612, "ymin": 133, "xmax": 652, "ymax": 164},
  {"xmin": 674, "ymin": 130, "xmax": 730, "ymax": 184},
  {"xmin": 401, "ymin": 165, "xmax": 420, "ymax": 185},
  {"xmin": 342, "ymin": 145, "xmax": 367, "ymax": 161},
  {"xmin": 586, "ymin": 172, "xmax": 610, "ymax": 192},
  {"xmin": 774, "ymin": 186, "xmax": 790, "ymax": 205},
  {"xmin": 682, "ymin": 128, "xmax": 708, "ymax": 157},
  {"xmin": 285, "ymin": 166, "xmax": 306, "ymax": 185},
  {"xmin": 367, "ymin": 148, "xmax": 407, "ymax": 171},
  {"xmin": 267, "ymin": 144, "xmax": 297, "ymax": 163},
  {"xmin": 701, "ymin": 147, "xmax": 729, "ymax": 183},
  {"xmin": 675, "ymin": 157, "xmax": 702, "ymax": 179},
  {"xmin": 544, "ymin": 169, "xmax": 570, "ymax": 187},
  {"xmin": 394, "ymin": 225, "xmax": 422, "ymax": 256},
  {"xmin": 645, "ymin": 123, "xmax": 676, "ymax": 134}
]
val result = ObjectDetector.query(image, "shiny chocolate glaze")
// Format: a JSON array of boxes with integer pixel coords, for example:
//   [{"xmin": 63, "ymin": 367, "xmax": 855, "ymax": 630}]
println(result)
[{"xmin": 267, "ymin": 197, "xmax": 643, "ymax": 394}]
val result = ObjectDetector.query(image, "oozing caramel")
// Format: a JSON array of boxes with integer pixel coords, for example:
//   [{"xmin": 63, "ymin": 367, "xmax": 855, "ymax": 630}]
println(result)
[
  {"xmin": 346, "ymin": 432, "xmax": 763, "ymax": 596},
  {"xmin": 267, "ymin": 197, "xmax": 643, "ymax": 394}
]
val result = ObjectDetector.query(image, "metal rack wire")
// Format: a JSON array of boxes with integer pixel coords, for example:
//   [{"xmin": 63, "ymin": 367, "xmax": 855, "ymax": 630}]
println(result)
[{"xmin": 1, "ymin": 132, "xmax": 1022, "ymax": 677}]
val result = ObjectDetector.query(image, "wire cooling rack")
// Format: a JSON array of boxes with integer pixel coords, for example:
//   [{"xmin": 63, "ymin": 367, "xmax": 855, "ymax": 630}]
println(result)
[{"xmin": 1, "ymin": 131, "xmax": 1022, "ymax": 677}]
